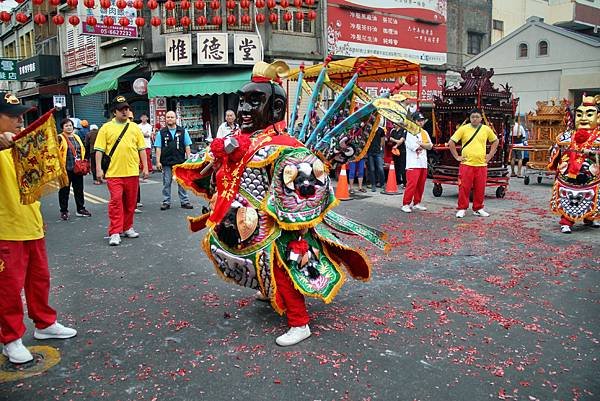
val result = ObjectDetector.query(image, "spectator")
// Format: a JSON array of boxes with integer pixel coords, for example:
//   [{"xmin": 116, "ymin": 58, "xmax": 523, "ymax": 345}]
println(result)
[
  {"xmin": 215, "ymin": 109, "xmax": 239, "ymax": 140},
  {"xmin": 58, "ymin": 118, "xmax": 91, "ymax": 220},
  {"xmin": 155, "ymin": 110, "xmax": 194, "ymax": 210},
  {"xmin": 388, "ymin": 123, "xmax": 407, "ymax": 188},
  {"xmin": 77, "ymin": 119, "xmax": 89, "ymax": 141},
  {"xmin": 348, "ymin": 158, "xmax": 366, "ymax": 194},
  {"xmin": 367, "ymin": 124, "xmax": 385, "ymax": 192},
  {"xmin": 510, "ymin": 119, "xmax": 526, "ymax": 178},
  {"xmin": 138, "ymin": 112, "xmax": 154, "ymax": 173},
  {"xmin": 448, "ymin": 108, "xmax": 499, "ymax": 218},
  {"xmin": 401, "ymin": 112, "xmax": 433, "ymax": 212},
  {"xmin": 94, "ymin": 95, "xmax": 149, "ymax": 246},
  {"xmin": 0, "ymin": 92, "xmax": 77, "ymax": 364},
  {"xmin": 85, "ymin": 124, "xmax": 101, "ymax": 184}
]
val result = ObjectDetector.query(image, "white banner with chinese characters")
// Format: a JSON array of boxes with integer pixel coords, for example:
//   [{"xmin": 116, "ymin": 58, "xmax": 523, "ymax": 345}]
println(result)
[
  {"xmin": 197, "ymin": 33, "xmax": 228, "ymax": 65},
  {"xmin": 165, "ymin": 34, "xmax": 193, "ymax": 66},
  {"xmin": 233, "ymin": 34, "xmax": 262, "ymax": 65}
]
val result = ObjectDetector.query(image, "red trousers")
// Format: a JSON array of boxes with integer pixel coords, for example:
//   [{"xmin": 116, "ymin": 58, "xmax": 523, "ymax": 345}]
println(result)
[
  {"xmin": 403, "ymin": 168, "xmax": 427, "ymax": 206},
  {"xmin": 0, "ymin": 239, "xmax": 56, "ymax": 344},
  {"xmin": 560, "ymin": 216, "xmax": 596, "ymax": 227},
  {"xmin": 145, "ymin": 148, "xmax": 153, "ymax": 173},
  {"xmin": 458, "ymin": 164, "xmax": 487, "ymax": 211},
  {"xmin": 273, "ymin": 261, "xmax": 309, "ymax": 327},
  {"xmin": 106, "ymin": 176, "xmax": 139, "ymax": 235}
]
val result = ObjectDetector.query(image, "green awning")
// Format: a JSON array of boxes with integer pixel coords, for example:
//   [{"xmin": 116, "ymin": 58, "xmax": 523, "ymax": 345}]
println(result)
[
  {"xmin": 80, "ymin": 63, "xmax": 139, "ymax": 96},
  {"xmin": 147, "ymin": 70, "xmax": 251, "ymax": 98}
]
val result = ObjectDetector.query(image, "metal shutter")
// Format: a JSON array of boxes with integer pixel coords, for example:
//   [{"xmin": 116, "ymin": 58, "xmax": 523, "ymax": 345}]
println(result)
[{"xmin": 72, "ymin": 92, "xmax": 107, "ymax": 127}]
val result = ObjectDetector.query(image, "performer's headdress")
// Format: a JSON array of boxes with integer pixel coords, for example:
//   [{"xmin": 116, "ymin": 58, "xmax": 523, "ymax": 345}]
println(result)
[
  {"xmin": 251, "ymin": 60, "xmax": 290, "ymax": 85},
  {"xmin": 581, "ymin": 94, "xmax": 596, "ymax": 107}
]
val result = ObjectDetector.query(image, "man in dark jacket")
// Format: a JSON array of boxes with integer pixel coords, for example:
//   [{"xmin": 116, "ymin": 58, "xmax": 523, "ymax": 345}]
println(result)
[{"xmin": 154, "ymin": 110, "xmax": 193, "ymax": 210}]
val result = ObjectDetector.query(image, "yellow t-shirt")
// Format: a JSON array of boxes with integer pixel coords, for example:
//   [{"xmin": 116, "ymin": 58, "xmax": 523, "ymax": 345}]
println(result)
[
  {"xmin": 0, "ymin": 150, "xmax": 44, "ymax": 240},
  {"xmin": 450, "ymin": 124, "xmax": 497, "ymax": 167},
  {"xmin": 94, "ymin": 119, "xmax": 146, "ymax": 178}
]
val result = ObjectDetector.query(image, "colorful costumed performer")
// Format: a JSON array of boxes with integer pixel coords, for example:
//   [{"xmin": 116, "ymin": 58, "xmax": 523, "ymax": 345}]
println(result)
[
  {"xmin": 548, "ymin": 94, "xmax": 600, "ymax": 233},
  {"xmin": 174, "ymin": 60, "xmax": 392, "ymax": 346}
]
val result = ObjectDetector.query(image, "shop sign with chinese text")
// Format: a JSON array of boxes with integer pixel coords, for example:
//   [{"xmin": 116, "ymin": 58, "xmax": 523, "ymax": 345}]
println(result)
[
  {"xmin": 165, "ymin": 34, "xmax": 193, "ymax": 66},
  {"xmin": 0, "ymin": 59, "xmax": 18, "ymax": 81},
  {"xmin": 197, "ymin": 33, "xmax": 228, "ymax": 65},
  {"xmin": 327, "ymin": 0, "xmax": 447, "ymax": 65},
  {"xmin": 233, "ymin": 34, "xmax": 262, "ymax": 65},
  {"xmin": 360, "ymin": 72, "xmax": 445, "ymax": 102},
  {"xmin": 81, "ymin": 1, "xmax": 138, "ymax": 38}
]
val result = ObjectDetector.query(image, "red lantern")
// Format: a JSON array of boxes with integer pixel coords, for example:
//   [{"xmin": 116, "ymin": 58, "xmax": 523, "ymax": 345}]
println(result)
[
  {"xmin": 34, "ymin": 13, "xmax": 47, "ymax": 25},
  {"xmin": 164, "ymin": 0, "xmax": 175, "ymax": 10},
  {"xmin": 16, "ymin": 13, "xmax": 29, "ymax": 23},
  {"xmin": 83, "ymin": 0, "xmax": 94, "ymax": 8},
  {"xmin": 226, "ymin": 0, "xmax": 235, "ymax": 9},
  {"xmin": 119, "ymin": 16, "xmax": 129, "ymax": 26},
  {"xmin": 87, "ymin": 15, "xmax": 98, "ymax": 26},
  {"xmin": 255, "ymin": 13, "xmax": 265, "ymax": 23},
  {"xmin": 240, "ymin": 0, "xmax": 250, "ymax": 9},
  {"xmin": 283, "ymin": 11, "xmax": 292, "ymax": 22},
  {"xmin": 147, "ymin": 0, "xmax": 158, "ymax": 9},
  {"xmin": 306, "ymin": 9, "xmax": 316, "ymax": 20},
  {"xmin": 196, "ymin": 15, "xmax": 207, "ymax": 26},
  {"xmin": 181, "ymin": 0, "xmax": 191, "ymax": 9},
  {"xmin": 135, "ymin": 16, "xmax": 145, "ymax": 26},
  {"xmin": 133, "ymin": 0, "xmax": 144, "ymax": 9},
  {"xmin": 68, "ymin": 15, "xmax": 80, "ymax": 25},
  {"xmin": 0, "ymin": 11, "xmax": 11, "ymax": 23},
  {"xmin": 241, "ymin": 14, "xmax": 250, "ymax": 24},
  {"xmin": 116, "ymin": 0, "xmax": 127, "ymax": 9},
  {"xmin": 32, "ymin": 0, "xmax": 44, "ymax": 5},
  {"xmin": 226, "ymin": 14, "xmax": 236, "ymax": 25},
  {"xmin": 293, "ymin": 0, "xmax": 301, "ymax": 7},
  {"xmin": 100, "ymin": 0, "xmax": 111, "ymax": 8},
  {"xmin": 305, "ymin": 0, "xmax": 314, "ymax": 5},
  {"xmin": 405, "ymin": 74, "xmax": 417, "ymax": 86},
  {"xmin": 15, "ymin": 0, "xmax": 26, "ymax": 3},
  {"xmin": 255, "ymin": 0, "xmax": 265, "ymax": 8},
  {"xmin": 194, "ymin": 0, "xmax": 205, "ymax": 10},
  {"xmin": 150, "ymin": 16, "xmax": 161, "ymax": 26},
  {"xmin": 211, "ymin": 15, "xmax": 222, "ymax": 25},
  {"xmin": 166, "ymin": 16, "xmax": 176, "ymax": 26},
  {"xmin": 66, "ymin": 0, "xmax": 78, "ymax": 8},
  {"xmin": 52, "ymin": 14, "xmax": 65, "ymax": 25},
  {"xmin": 266, "ymin": 0, "xmax": 275, "ymax": 8},
  {"xmin": 280, "ymin": 0, "xmax": 289, "ymax": 8},
  {"xmin": 210, "ymin": 0, "xmax": 219, "ymax": 10},
  {"xmin": 295, "ymin": 11, "xmax": 303, "ymax": 20},
  {"xmin": 50, "ymin": 0, "xmax": 61, "ymax": 5},
  {"xmin": 103, "ymin": 15, "xmax": 114, "ymax": 26},
  {"xmin": 180, "ymin": 16, "xmax": 191, "ymax": 26},
  {"xmin": 268, "ymin": 12, "xmax": 277, "ymax": 23}
]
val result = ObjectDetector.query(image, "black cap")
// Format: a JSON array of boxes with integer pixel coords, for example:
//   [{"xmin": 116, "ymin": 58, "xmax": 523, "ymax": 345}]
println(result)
[
  {"xmin": 0, "ymin": 92, "xmax": 33, "ymax": 117},
  {"xmin": 412, "ymin": 111, "xmax": 426, "ymax": 121},
  {"xmin": 111, "ymin": 95, "xmax": 130, "ymax": 111}
]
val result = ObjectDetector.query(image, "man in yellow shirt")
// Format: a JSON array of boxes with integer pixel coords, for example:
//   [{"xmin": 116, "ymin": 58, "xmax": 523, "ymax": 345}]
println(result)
[
  {"xmin": 0, "ymin": 92, "xmax": 76, "ymax": 364},
  {"xmin": 448, "ymin": 108, "xmax": 499, "ymax": 218},
  {"xmin": 94, "ymin": 96, "xmax": 149, "ymax": 246}
]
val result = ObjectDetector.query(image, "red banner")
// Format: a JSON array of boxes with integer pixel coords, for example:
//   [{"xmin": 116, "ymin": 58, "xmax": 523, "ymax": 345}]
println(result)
[
  {"xmin": 329, "ymin": 0, "xmax": 447, "ymax": 23},
  {"xmin": 359, "ymin": 72, "xmax": 445, "ymax": 103}
]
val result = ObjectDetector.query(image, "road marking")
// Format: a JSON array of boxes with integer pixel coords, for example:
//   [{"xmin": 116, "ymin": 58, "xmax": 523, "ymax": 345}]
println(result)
[{"xmin": 48, "ymin": 183, "xmax": 109, "ymax": 204}]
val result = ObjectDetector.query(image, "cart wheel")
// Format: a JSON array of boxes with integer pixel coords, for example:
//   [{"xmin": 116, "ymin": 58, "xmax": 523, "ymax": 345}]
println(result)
[
  {"xmin": 496, "ymin": 186, "xmax": 506, "ymax": 198},
  {"xmin": 537, "ymin": 176, "xmax": 543, "ymax": 184},
  {"xmin": 523, "ymin": 176, "xmax": 530, "ymax": 185},
  {"xmin": 432, "ymin": 183, "xmax": 443, "ymax": 197}
]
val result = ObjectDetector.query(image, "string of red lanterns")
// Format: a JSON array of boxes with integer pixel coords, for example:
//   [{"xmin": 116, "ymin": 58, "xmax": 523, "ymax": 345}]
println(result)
[{"xmin": 9, "ymin": 0, "xmax": 317, "ymax": 27}]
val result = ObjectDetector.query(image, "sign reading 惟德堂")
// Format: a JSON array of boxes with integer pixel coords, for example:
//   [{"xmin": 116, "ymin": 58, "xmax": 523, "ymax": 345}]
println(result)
[{"xmin": 0, "ymin": 59, "xmax": 18, "ymax": 81}]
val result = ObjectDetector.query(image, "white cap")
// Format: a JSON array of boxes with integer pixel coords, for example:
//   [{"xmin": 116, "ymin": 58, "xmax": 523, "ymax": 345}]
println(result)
[{"xmin": 90, "ymin": 124, "xmax": 98, "ymax": 130}]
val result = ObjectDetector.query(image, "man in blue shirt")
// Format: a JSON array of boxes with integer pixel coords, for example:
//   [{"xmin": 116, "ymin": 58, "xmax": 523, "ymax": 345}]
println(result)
[{"xmin": 154, "ymin": 110, "xmax": 193, "ymax": 210}]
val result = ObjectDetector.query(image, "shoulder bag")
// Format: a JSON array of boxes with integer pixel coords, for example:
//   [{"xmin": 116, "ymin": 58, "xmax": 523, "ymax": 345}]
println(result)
[
  {"xmin": 63, "ymin": 134, "xmax": 90, "ymax": 176},
  {"xmin": 101, "ymin": 123, "xmax": 129, "ymax": 173}
]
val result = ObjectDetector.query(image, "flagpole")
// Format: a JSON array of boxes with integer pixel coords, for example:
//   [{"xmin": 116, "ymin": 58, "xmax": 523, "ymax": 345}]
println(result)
[{"xmin": 13, "ymin": 107, "xmax": 59, "ymax": 142}]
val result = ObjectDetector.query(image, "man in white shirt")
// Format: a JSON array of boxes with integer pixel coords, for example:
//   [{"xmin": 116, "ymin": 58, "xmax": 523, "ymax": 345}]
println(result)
[
  {"xmin": 510, "ymin": 120, "xmax": 526, "ymax": 178},
  {"xmin": 138, "ymin": 113, "xmax": 154, "ymax": 173},
  {"xmin": 401, "ymin": 112, "xmax": 433, "ymax": 213},
  {"xmin": 215, "ymin": 109, "xmax": 239, "ymax": 140}
]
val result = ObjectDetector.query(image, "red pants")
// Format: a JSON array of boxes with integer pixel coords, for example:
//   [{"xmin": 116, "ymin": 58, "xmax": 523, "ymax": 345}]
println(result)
[
  {"xmin": 106, "ymin": 176, "xmax": 139, "ymax": 235},
  {"xmin": 458, "ymin": 164, "xmax": 487, "ymax": 211},
  {"xmin": 560, "ymin": 216, "xmax": 596, "ymax": 227},
  {"xmin": 273, "ymin": 261, "xmax": 309, "ymax": 327},
  {"xmin": 145, "ymin": 148, "xmax": 153, "ymax": 173},
  {"xmin": 403, "ymin": 168, "xmax": 427, "ymax": 206},
  {"xmin": 0, "ymin": 239, "xmax": 56, "ymax": 344}
]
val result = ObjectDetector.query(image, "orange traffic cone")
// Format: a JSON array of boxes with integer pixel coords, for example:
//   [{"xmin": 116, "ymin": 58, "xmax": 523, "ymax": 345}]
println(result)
[
  {"xmin": 382, "ymin": 163, "xmax": 400, "ymax": 195},
  {"xmin": 335, "ymin": 164, "xmax": 352, "ymax": 201}
]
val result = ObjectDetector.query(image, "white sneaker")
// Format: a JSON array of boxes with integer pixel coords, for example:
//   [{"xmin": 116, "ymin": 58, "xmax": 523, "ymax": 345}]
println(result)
[
  {"xmin": 275, "ymin": 325, "xmax": 311, "ymax": 346},
  {"xmin": 413, "ymin": 204, "xmax": 427, "ymax": 211},
  {"xmin": 401, "ymin": 205, "xmax": 412, "ymax": 213},
  {"xmin": 2, "ymin": 339, "xmax": 33, "ymax": 364},
  {"xmin": 109, "ymin": 233, "xmax": 121, "ymax": 246},
  {"xmin": 560, "ymin": 225, "xmax": 572, "ymax": 234},
  {"xmin": 122, "ymin": 228, "xmax": 139, "ymax": 238},
  {"xmin": 473, "ymin": 209, "xmax": 490, "ymax": 217},
  {"xmin": 34, "ymin": 322, "xmax": 77, "ymax": 340},
  {"xmin": 255, "ymin": 290, "xmax": 269, "ymax": 302},
  {"xmin": 456, "ymin": 209, "xmax": 466, "ymax": 218},
  {"xmin": 134, "ymin": 208, "xmax": 142, "ymax": 214}
]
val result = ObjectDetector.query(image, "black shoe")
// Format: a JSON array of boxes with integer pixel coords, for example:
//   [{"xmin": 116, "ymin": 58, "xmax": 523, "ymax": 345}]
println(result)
[
  {"xmin": 76, "ymin": 208, "xmax": 92, "ymax": 217},
  {"xmin": 160, "ymin": 203, "xmax": 170, "ymax": 211},
  {"xmin": 60, "ymin": 212, "xmax": 69, "ymax": 221},
  {"xmin": 181, "ymin": 203, "xmax": 194, "ymax": 210}
]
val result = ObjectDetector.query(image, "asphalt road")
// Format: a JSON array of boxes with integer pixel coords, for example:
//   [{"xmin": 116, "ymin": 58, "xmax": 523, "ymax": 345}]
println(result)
[{"xmin": 0, "ymin": 172, "xmax": 598, "ymax": 401}]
